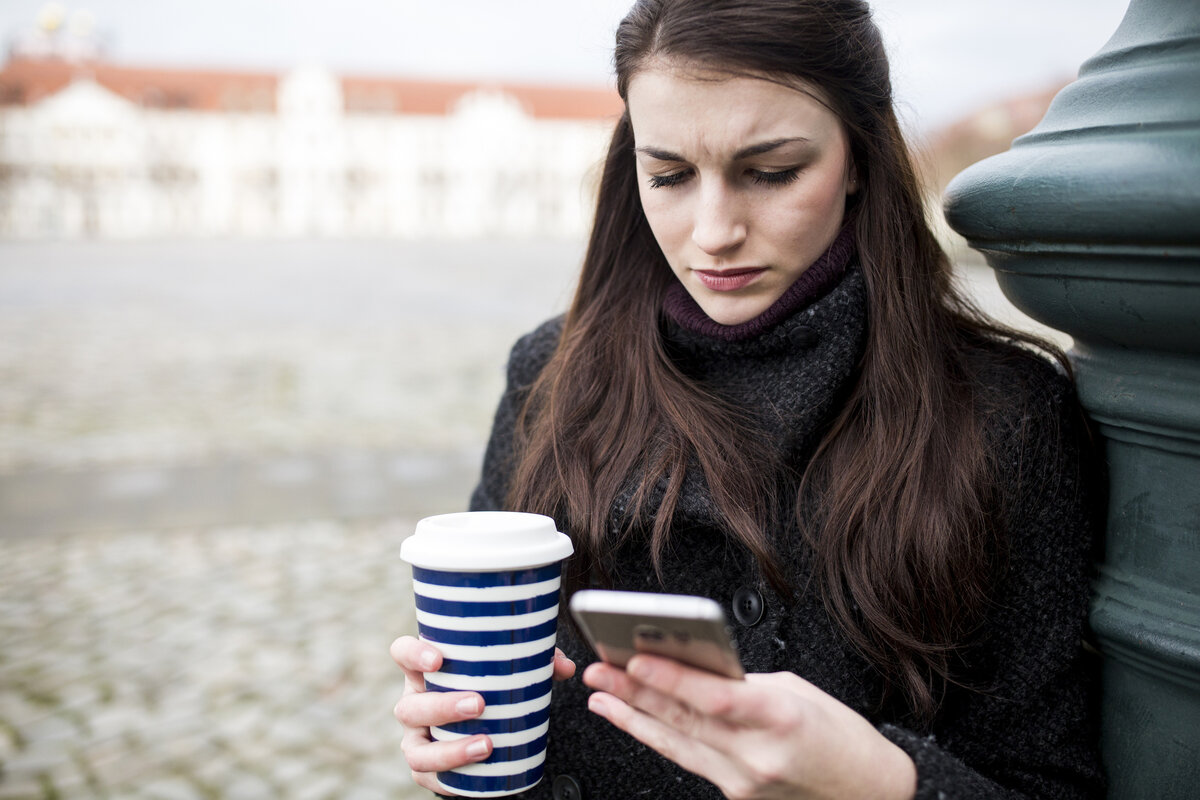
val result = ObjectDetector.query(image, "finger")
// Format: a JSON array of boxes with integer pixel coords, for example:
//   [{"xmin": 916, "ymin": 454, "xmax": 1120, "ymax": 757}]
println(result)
[
  {"xmin": 391, "ymin": 636, "xmax": 443, "ymax": 688},
  {"xmin": 404, "ymin": 734, "xmax": 486, "ymax": 798},
  {"xmin": 553, "ymin": 648, "xmax": 576, "ymax": 681},
  {"xmin": 584, "ymin": 661, "xmax": 737, "ymax": 750},
  {"xmin": 391, "ymin": 635, "xmax": 442, "ymax": 672},
  {"xmin": 582, "ymin": 661, "xmax": 637, "ymax": 696},
  {"xmin": 412, "ymin": 772, "xmax": 458, "ymax": 796},
  {"xmin": 411, "ymin": 770, "xmax": 449, "ymax": 796},
  {"xmin": 583, "ymin": 661, "xmax": 689, "ymax": 717},
  {"xmin": 626, "ymin": 655, "xmax": 781, "ymax": 727},
  {"xmin": 588, "ymin": 691, "xmax": 739, "ymax": 790},
  {"xmin": 402, "ymin": 730, "xmax": 493, "ymax": 774},
  {"xmin": 394, "ymin": 690, "xmax": 485, "ymax": 729}
]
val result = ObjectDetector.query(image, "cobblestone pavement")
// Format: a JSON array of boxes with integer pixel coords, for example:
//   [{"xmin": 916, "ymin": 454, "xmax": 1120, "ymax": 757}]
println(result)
[
  {"xmin": 0, "ymin": 240, "xmax": 578, "ymax": 800},
  {"xmin": 0, "ymin": 518, "xmax": 428, "ymax": 800}
]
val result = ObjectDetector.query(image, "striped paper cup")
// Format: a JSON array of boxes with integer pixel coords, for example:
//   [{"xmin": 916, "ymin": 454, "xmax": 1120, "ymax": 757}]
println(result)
[{"xmin": 400, "ymin": 512, "xmax": 574, "ymax": 798}]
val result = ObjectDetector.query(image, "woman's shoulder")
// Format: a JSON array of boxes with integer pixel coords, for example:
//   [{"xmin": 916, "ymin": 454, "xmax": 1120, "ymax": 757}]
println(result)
[
  {"xmin": 963, "ymin": 334, "xmax": 1076, "ymax": 422},
  {"xmin": 505, "ymin": 314, "xmax": 565, "ymax": 387},
  {"xmin": 961, "ymin": 334, "xmax": 1094, "ymax": 496}
]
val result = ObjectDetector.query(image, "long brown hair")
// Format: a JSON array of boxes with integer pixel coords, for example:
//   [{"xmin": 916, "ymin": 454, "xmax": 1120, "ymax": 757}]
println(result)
[{"xmin": 506, "ymin": 0, "xmax": 1064, "ymax": 721}]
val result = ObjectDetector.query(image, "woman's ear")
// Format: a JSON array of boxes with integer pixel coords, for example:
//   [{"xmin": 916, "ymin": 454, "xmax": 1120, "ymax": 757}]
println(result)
[{"xmin": 846, "ymin": 162, "xmax": 860, "ymax": 195}]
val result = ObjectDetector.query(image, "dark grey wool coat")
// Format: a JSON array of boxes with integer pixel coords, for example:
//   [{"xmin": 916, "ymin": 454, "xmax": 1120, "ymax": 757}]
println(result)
[{"xmin": 465, "ymin": 268, "xmax": 1105, "ymax": 799}]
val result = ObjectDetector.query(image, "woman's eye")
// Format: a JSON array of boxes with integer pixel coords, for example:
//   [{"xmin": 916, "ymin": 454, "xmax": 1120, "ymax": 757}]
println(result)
[
  {"xmin": 750, "ymin": 168, "xmax": 800, "ymax": 187},
  {"xmin": 648, "ymin": 170, "xmax": 692, "ymax": 189}
]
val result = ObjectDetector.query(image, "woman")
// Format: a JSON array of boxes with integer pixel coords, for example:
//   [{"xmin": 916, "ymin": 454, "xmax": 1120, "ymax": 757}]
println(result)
[{"xmin": 392, "ymin": 1, "xmax": 1104, "ymax": 797}]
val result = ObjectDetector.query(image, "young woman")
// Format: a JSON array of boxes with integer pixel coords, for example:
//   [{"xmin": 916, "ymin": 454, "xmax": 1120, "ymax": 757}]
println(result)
[{"xmin": 392, "ymin": 1, "xmax": 1105, "ymax": 797}]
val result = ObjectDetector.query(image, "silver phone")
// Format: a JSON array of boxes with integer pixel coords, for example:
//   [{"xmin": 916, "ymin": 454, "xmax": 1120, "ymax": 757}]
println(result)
[{"xmin": 569, "ymin": 589, "xmax": 744, "ymax": 679}]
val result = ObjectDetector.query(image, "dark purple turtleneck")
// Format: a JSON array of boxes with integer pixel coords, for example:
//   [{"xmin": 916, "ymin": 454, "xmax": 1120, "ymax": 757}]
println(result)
[{"xmin": 662, "ymin": 225, "xmax": 856, "ymax": 342}]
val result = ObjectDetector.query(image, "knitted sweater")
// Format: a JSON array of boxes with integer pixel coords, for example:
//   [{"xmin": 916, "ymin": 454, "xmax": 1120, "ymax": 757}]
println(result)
[{"xmin": 467, "ymin": 267, "xmax": 1105, "ymax": 799}]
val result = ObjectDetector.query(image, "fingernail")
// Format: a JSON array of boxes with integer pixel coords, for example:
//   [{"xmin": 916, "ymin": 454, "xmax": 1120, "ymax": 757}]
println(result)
[
  {"xmin": 466, "ymin": 738, "xmax": 489, "ymax": 759},
  {"xmin": 588, "ymin": 694, "xmax": 610, "ymax": 718},
  {"xmin": 456, "ymin": 696, "xmax": 481, "ymax": 716},
  {"xmin": 419, "ymin": 650, "xmax": 438, "ymax": 671},
  {"xmin": 628, "ymin": 658, "xmax": 652, "ymax": 681}
]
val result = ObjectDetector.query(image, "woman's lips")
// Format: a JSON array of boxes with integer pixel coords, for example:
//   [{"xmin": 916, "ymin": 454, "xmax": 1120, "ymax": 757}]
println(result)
[{"xmin": 693, "ymin": 267, "xmax": 768, "ymax": 292}]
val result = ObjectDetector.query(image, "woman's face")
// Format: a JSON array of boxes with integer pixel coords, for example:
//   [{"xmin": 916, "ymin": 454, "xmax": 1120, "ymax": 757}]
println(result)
[{"xmin": 626, "ymin": 60, "xmax": 857, "ymax": 326}]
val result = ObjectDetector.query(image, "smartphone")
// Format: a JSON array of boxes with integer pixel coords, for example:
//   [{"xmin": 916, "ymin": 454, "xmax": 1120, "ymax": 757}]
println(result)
[{"xmin": 569, "ymin": 589, "xmax": 744, "ymax": 679}]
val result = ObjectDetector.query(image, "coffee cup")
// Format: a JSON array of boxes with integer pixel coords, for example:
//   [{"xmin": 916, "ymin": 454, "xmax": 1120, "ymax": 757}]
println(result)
[{"xmin": 400, "ymin": 511, "xmax": 574, "ymax": 797}]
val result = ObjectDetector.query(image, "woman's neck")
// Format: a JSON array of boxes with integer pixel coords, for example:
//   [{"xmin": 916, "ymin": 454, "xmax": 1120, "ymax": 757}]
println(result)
[{"xmin": 662, "ymin": 225, "xmax": 856, "ymax": 342}]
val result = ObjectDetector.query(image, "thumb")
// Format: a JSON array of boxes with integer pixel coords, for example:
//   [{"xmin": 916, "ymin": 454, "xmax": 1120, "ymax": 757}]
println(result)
[{"xmin": 553, "ymin": 648, "xmax": 577, "ymax": 681}]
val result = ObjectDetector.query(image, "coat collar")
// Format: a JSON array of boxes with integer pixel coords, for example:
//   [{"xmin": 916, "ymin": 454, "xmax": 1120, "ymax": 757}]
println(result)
[{"xmin": 622, "ymin": 267, "xmax": 869, "ymax": 533}]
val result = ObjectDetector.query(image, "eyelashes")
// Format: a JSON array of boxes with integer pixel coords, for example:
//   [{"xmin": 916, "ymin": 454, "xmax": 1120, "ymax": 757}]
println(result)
[
  {"xmin": 646, "ymin": 168, "xmax": 801, "ymax": 190},
  {"xmin": 750, "ymin": 168, "xmax": 800, "ymax": 187},
  {"xmin": 648, "ymin": 171, "xmax": 691, "ymax": 189}
]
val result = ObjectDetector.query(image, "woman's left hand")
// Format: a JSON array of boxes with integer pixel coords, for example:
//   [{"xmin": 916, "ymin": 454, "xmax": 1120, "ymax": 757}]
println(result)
[{"xmin": 582, "ymin": 655, "xmax": 917, "ymax": 800}]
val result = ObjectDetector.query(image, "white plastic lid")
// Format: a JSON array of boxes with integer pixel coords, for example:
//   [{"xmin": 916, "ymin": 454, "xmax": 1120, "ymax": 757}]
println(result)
[{"xmin": 400, "ymin": 511, "xmax": 573, "ymax": 572}]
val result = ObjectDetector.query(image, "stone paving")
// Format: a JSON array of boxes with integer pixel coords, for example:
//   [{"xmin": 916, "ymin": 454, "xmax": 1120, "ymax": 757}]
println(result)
[
  {"xmin": 0, "ymin": 518, "xmax": 426, "ymax": 800},
  {"xmin": 0, "ymin": 239, "xmax": 588, "ymax": 799}
]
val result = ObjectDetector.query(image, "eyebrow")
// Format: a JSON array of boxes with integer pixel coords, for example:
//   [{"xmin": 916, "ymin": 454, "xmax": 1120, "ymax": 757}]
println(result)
[{"xmin": 635, "ymin": 137, "xmax": 812, "ymax": 162}]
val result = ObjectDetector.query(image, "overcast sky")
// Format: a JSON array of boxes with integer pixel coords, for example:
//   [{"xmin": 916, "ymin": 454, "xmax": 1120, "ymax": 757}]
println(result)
[{"xmin": 0, "ymin": 0, "xmax": 1131, "ymax": 132}]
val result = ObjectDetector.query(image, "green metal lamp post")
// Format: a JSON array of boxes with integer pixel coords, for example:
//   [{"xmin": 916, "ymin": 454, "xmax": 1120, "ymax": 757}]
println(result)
[{"xmin": 942, "ymin": 0, "xmax": 1200, "ymax": 795}]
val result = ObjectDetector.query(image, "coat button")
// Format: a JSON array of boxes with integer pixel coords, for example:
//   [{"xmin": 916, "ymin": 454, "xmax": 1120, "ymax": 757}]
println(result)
[
  {"xmin": 552, "ymin": 774, "xmax": 584, "ymax": 800},
  {"xmin": 732, "ymin": 586, "xmax": 765, "ymax": 627},
  {"xmin": 788, "ymin": 325, "xmax": 817, "ymax": 348}
]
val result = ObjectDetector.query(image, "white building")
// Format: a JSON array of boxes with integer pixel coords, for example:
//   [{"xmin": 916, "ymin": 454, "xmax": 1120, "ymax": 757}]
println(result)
[{"xmin": 0, "ymin": 56, "xmax": 622, "ymax": 239}]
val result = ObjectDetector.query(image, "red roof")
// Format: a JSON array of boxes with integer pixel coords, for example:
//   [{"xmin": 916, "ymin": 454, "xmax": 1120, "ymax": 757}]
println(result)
[
  {"xmin": 0, "ymin": 56, "xmax": 624, "ymax": 120},
  {"xmin": 341, "ymin": 75, "xmax": 623, "ymax": 119},
  {"xmin": 0, "ymin": 56, "xmax": 278, "ymax": 110}
]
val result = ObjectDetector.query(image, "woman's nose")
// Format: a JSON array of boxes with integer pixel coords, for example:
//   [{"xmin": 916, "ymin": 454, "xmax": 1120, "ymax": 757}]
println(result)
[{"xmin": 691, "ymin": 183, "xmax": 747, "ymax": 256}]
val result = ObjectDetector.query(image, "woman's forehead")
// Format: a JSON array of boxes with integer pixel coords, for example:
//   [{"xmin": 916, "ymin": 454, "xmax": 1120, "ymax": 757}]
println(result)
[{"xmin": 626, "ymin": 60, "xmax": 843, "ymax": 155}]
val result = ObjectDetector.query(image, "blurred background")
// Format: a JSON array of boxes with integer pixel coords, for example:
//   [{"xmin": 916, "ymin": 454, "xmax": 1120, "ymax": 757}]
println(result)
[{"xmin": 0, "ymin": 1, "xmax": 1127, "ymax": 798}]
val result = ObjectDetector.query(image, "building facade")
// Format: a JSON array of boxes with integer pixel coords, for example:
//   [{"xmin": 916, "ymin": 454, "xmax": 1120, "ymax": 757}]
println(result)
[{"xmin": 0, "ymin": 56, "xmax": 622, "ymax": 239}]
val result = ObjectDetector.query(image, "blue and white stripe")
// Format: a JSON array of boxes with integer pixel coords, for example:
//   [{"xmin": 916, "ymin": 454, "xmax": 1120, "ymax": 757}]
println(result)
[{"xmin": 413, "ymin": 563, "xmax": 562, "ymax": 798}]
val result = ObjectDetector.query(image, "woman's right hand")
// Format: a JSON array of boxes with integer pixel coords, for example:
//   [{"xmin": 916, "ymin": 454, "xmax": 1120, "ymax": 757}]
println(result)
[{"xmin": 390, "ymin": 635, "xmax": 577, "ymax": 795}]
